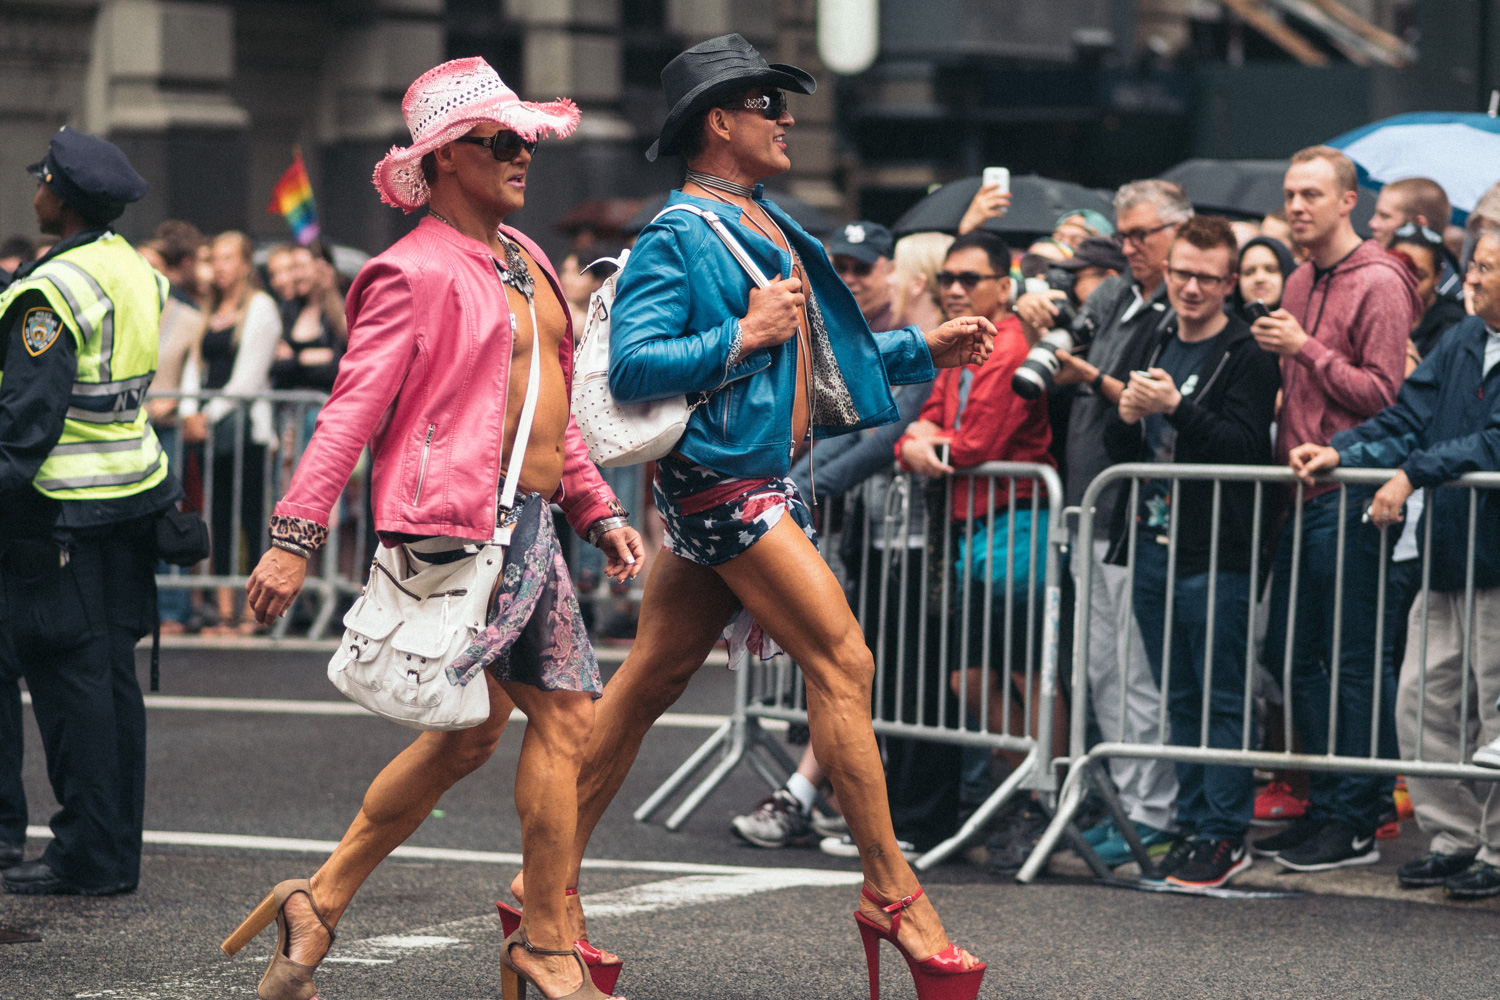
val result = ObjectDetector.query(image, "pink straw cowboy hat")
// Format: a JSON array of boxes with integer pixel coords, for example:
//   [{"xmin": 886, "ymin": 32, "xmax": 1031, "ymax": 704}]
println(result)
[{"xmin": 373, "ymin": 57, "xmax": 580, "ymax": 212}]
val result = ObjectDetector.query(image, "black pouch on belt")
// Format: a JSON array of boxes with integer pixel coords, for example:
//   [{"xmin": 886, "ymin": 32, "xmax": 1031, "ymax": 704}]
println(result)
[{"xmin": 155, "ymin": 503, "xmax": 211, "ymax": 567}]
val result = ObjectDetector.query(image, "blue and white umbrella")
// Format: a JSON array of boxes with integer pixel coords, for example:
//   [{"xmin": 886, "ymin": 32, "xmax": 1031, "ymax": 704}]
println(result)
[{"xmin": 1327, "ymin": 112, "xmax": 1500, "ymax": 223}]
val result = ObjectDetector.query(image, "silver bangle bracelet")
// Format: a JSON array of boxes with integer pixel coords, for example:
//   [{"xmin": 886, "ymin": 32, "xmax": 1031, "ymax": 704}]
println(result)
[
  {"xmin": 270, "ymin": 538, "xmax": 311, "ymax": 559},
  {"xmin": 587, "ymin": 516, "xmax": 630, "ymax": 547}
]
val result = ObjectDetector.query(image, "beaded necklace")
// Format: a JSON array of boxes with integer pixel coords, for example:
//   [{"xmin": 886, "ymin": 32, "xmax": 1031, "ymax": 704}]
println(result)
[{"xmin": 429, "ymin": 210, "xmax": 534, "ymax": 302}]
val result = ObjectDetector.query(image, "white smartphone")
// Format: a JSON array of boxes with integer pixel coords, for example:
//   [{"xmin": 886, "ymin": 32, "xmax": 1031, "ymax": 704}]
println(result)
[{"xmin": 982, "ymin": 166, "xmax": 1010, "ymax": 194}]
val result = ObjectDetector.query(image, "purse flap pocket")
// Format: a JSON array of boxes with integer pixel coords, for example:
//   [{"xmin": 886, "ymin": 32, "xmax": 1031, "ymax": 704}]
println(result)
[{"xmin": 388, "ymin": 592, "xmax": 465, "ymax": 660}]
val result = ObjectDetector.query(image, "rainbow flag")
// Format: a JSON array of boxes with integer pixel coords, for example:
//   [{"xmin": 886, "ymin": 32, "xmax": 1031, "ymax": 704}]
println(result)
[{"xmin": 267, "ymin": 148, "xmax": 319, "ymax": 245}]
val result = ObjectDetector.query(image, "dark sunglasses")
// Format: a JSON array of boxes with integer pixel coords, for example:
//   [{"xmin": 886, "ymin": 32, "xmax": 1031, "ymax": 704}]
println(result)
[
  {"xmin": 833, "ymin": 257, "xmax": 874, "ymax": 278},
  {"xmin": 936, "ymin": 270, "xmax": 999, "ymax": 290},
  {"xmin": 723, "ymin": 89, "xmax": 789, "ymax": 120},
  {"xmin": 453, "ymin": 130, "xmax": 538, "ymax": 162},
  {"xmin": 1392, "ymin": 222, "xmax": 1445, "ymax": 247}
]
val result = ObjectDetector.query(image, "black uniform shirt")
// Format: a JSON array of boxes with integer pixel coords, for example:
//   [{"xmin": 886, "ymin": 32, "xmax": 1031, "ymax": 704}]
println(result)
[{"xmin": 0, "ymin": 230, "xmax": 179, "ymax": 541}]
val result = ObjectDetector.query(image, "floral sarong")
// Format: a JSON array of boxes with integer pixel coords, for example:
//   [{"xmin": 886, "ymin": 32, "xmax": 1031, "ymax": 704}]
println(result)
[{"xmin": 444, "ymin": 493, "xmax": 601, "ymax": 696}]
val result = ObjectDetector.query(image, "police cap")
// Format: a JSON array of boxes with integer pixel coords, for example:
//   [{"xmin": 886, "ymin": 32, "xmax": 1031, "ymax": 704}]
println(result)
[{"xmin": 26, "ymin": 126, "xmax": 148, "ymax": 227}]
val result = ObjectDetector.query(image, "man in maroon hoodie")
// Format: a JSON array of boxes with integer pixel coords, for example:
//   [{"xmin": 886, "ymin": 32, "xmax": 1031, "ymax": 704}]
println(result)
[{"xmin": 1250, "ymin": 146, "xmax": 1421, "ymax": 873}]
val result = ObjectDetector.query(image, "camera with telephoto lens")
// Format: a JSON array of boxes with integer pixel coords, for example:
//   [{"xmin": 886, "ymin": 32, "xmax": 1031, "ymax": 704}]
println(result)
[{"xmin": 1011, "ymin": 301, "xmax": 1097, "ymax": 400}]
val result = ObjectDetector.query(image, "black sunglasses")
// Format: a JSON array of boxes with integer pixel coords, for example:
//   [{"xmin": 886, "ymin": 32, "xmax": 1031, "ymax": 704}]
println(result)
[
  {"xmin": 723, "ymin": 89, "xmax": 789, "ymax": 120},
  {"xmin": 1392, "ymin": 222, "xmax": 1445, "ymax": 247},
  {"xmin": 935, "ymin": 271, "xmax": 1000, "ymax": 290},
  {"xmin": 453, "ymin": 130, "xmax": 538, "ymax": 162}
]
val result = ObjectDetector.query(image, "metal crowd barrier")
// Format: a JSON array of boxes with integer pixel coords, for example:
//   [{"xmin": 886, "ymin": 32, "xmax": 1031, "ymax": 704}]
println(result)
[
  {"xmin": 635, "ymin": 461, "xmax": 1066, "ymax": 870},
  {"xmin": 148, "ymin": 388, "xmax": 368, "ymax": 638},
  {"xmin": 1018, "ymin": 463, "xmax": 1500, "ymax": 883}
]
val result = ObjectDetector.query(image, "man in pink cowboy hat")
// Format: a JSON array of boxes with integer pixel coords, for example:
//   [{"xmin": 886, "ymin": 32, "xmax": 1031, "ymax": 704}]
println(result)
[{"xmin": 229, "ymin": 57, "xmax": 640, "ymax": 1000}]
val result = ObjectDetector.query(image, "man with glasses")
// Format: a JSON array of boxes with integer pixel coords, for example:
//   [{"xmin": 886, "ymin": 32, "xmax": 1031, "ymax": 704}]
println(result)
[
  {"xmin": 1291, "ymin": 228, "xmax": 1500, "ymax": 898},
  {"xmin": 896, "ymin": 230, "xmax": 1057, "ymax": 871},
  {"xmin": 1250, "ymin": 146, "xmax": 1421, "ymax": 874},
  {"xmin": 1014, "ymin": 179, "xmax": 1191, "ymax": 867},
  {"xmin": 1103, "ymin": 215, "xmax": 1281, "ymax": 887}
]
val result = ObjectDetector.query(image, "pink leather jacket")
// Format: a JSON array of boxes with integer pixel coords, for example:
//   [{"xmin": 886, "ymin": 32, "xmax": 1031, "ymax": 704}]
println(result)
[{"xmin": 272, "ymin": 217, "xmax": 616, "ymax": 543}]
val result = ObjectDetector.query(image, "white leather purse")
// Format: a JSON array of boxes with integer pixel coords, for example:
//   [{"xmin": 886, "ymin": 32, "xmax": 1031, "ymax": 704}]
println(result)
[
  {"xmin": 326, "ymin": 276, "xmax": 543, "ymax": 731},
  {"xmin": 572, "ymin": 204, "xmax": 770, "ymax": 467}
]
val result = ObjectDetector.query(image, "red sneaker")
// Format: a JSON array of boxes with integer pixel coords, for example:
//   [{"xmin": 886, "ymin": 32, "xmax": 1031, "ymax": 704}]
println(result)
[
  {"xmin": 1376, "ymin": 820, "xmax": 1401, "ymax": 840},
  {"xmin": 1253, "ymin": 782, "xmax": 1308, "ymax": 825}
]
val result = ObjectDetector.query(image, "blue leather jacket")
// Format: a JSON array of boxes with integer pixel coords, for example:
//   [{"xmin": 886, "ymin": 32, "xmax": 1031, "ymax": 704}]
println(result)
[{"xmin": 609, "ymin": 188, "xmax": 935, "ymax": 479}]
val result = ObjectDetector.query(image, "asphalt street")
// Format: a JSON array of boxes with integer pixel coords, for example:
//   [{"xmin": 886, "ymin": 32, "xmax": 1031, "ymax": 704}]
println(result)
[{"xmin": 4, "ymin": 645, "xmax": 1500, "ymax": 999}]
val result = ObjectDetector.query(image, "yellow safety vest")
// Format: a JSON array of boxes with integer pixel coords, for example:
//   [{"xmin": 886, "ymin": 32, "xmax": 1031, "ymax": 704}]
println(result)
[{"xmin": 0, "ymin": 233, "xmax": 170, "ymax": 500}]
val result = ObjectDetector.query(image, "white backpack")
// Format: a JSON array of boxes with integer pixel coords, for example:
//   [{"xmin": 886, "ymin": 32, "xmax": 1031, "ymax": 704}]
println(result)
[{"xmin": 572, "ymin": 204, "xmax": 770, "ymax": 467}]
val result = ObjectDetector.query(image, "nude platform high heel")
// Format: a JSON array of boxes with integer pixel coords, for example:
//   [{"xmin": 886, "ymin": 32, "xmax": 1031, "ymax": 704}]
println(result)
[
  {"xmin": 854, "ymin": 886, "xmax": 986, "ymax": 1000},
  {"xmin": 498, "ymin": 888, "xmax": 623, "ymax": 994},
  {"xmin": 499, "ymin": 925, "xmax": 619, "ymax": 1000},
  {"xmin": 222, "ymin": 879, "xmax": 335, "ymax": 1000}
]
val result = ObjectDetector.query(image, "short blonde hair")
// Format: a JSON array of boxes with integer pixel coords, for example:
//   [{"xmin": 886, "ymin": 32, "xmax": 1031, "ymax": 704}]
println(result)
[
  {"xmin": 1290, "ymin": 146, "xmax": 1359, "ymax": 195},
  {"xmin": 891, "ymin": 231, "xmax": 955, "ymax": 322}
]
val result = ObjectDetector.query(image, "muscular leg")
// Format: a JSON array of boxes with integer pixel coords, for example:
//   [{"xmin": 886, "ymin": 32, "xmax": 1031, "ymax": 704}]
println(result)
[
  {"xmin": 282, "ymin": 672, "xmax": 514, "ymax": 963},
  {"xmin": 510, "ymin": 550, "xmax": 736, "ymax": 932},
  {"xmin": 501, "ymin": 681, "xmax": 598, "ymax": 998},
  {"xmin": 716, "ymin": 519, "xmax": 977, "ymax": 967}
]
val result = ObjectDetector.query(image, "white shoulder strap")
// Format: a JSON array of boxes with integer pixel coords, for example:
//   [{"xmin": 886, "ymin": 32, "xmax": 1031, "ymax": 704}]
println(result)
[
  {"xmin": 652, "ymin": 204, "xmax": 772, "ymax": 290},
  {"xmin": 495, "ymin": 262, "xmax": 543, "ymax": 524}
]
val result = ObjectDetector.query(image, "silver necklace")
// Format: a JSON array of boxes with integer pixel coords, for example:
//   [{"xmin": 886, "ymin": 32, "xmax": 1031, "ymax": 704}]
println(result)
[
  {"xmin": 685, "ymin": 170, "xmax": 756, "ymax": 198},
  {"xmin": 429, "ymin": 210, "xmax": 533, "ymax": 302}
]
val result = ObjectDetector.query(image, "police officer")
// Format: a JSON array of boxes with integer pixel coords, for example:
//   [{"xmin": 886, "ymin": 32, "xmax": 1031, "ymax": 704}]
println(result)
[{"xmin": 0, "ymin": 127, "xmax": 180, "ymax": 895}]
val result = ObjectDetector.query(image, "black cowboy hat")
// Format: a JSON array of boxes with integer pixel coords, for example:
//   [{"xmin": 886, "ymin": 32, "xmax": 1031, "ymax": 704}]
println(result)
[{"xmin": 646, "ymin": 34, "xmax": 816, "ymax": 163}]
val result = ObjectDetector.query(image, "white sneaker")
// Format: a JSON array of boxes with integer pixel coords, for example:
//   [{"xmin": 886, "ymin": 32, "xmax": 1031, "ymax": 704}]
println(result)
[
  {"xmin": 730, "ymin": 790, "xmax": 811, "ymax": 848},
  {"xmin": 818, "ymin": 834, "xmax": 920, "ymax": 861},
  {"xmin": 810, "ymin": 810, "xmax": 848, "ymax": 838},
  {"xmin": 1474, "ymin": 735, "xmax": 1500, "ymax": 769}
]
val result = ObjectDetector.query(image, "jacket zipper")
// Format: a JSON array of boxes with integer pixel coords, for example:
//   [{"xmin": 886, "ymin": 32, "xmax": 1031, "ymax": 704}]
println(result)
[{"xmin": 413, "ymin": 423, "xmax": 435, "ymax": 505}]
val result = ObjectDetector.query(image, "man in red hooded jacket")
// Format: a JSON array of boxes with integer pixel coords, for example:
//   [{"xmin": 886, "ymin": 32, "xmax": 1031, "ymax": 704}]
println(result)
[{"xmin": 1249, "ymin": 145, "xmax": 1421, "ymax": 874}]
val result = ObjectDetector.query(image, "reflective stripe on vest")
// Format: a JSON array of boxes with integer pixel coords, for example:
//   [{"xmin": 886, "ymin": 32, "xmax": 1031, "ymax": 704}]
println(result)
[{"xmin": 0, "ymin": 234, "xmax": 169, "ymax": 500}]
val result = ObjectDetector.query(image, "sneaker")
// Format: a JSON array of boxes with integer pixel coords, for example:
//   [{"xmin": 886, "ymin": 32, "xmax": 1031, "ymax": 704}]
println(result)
[
  {"xmin": 1252, "ymin": 782, "xmax": 1307, "ymax": 825},
  {"xmin": 1473, "ymin": 736, "xmax": 1500, "ymax": 769},
  {"xmin": 819, "ymin": 834, "xmax": 919, "ymax": 862},
  {"xmin": 1397, "ymin": 850, "xmax": 1478, "ymax": 887},
  {"xmin": 984, "ymin": 800, "xmax": 1050, "ymax": 875},
  {"xmin": 730, "ymin": 790, "xmax": 811, "ymax": 848},
  {"xmin": 1276, "ymin": 820, "xmax": 1380, "ymax": 872},
  {"xmin": 1165, "ymin": 838, "xmax": 1251, "ymax": 888},
  {"xmin": 1375, "ymin": 819, "xmax": 1401, "ymax": 840},
  {"xmin": 1148, "ymin": 834, "xmax": 1199, "ymax": 881},
  {"xmin": 1094, "ymin": 822, "xmax": 1175, "ymax": 868},
  {"xmin": 810, "ymin": 810, "xmax": 848, "ymax": 838},
  {"xmin": 1445, "ymin": 860, "xmax": 1500, "ymax": 899},
  {"xmin": 1081, "ymin": 817, "xmax": 1117, "ymax": 848},
  {"xmin": 1250, "ymin": 815, "xmax": 1324, "ymax": 857}
]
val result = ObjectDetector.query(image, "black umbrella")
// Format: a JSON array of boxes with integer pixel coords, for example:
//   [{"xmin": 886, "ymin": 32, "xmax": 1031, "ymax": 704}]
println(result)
[
  {"xmin": 623, "ymin": 190, "xmax": 836, "ymax": 236},
  {"xmin": 1160, "ymin": 158, "xmax": 1377, "ymax": 233},
  {"xmin": 891, "ymin": 175, "xmax": 1116, "ymax": 238}
]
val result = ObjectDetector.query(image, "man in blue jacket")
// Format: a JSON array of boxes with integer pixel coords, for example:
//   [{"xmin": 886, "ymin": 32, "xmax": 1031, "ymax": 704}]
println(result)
[
  {"xmin": 516, "ymin": 35, "xmax": 996, "ymax": 988},
  {"xmin": 1289, "ymin": 227, "xmax": 1500, "ymax": 899}
]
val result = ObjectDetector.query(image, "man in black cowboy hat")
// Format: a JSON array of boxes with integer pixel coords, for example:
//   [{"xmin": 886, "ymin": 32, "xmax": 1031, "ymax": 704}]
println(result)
[{"xmin": 511, "ymin": 34, "xmax": 993, "ymax": 998}]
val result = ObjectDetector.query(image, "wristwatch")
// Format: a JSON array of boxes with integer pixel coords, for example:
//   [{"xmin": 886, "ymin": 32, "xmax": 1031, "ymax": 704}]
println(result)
[{"xmin": 1091, "ymin": 370, "xmax": 1106, "ymax": 394}]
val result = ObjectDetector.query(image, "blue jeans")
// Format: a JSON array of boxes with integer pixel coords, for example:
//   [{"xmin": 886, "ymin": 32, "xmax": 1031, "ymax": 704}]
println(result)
[
  {"xmin": 1133, "ymin": 540, "xmax": 1254, "ymax": 840},
  {"xmin": 1263, "ymin": 488, "xmax": 1402, "ymax": 833},
  {"xmin": 153, "ymin": 424, "xmax": 190, "ymax": 625}
]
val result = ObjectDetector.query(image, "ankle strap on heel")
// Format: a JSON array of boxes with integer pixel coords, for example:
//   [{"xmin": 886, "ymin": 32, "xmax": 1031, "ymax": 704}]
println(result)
[
  {"xmin": 564, "ymin": 888, "xmax": 578, "ymax": 897},
  {"xmin": 861, "ymin": 886, "xmax": 925, "ymax": 936}
]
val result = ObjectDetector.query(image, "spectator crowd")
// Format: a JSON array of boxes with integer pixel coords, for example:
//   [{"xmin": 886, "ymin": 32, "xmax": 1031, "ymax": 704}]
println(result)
[{"xmin": 5, "ymin": 143, "xmax": 1500, "ymax": 900}]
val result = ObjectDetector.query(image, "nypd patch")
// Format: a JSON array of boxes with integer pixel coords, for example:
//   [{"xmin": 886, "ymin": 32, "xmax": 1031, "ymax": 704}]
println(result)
[{"xmin": 21, "ymin": 307, "xmax": 62, "ymax": 357}]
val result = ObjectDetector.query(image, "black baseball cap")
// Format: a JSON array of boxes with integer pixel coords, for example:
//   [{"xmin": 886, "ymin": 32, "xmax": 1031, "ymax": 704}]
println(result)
[
  {"xmin": 826, "ymin": 221, "xmax": 894, "ymax": 266},
  {"xmin": 27, "ymin": 126, "xmax": 148, "ymax": 226},
  {"xmin": 1055, "ymin": 236, "xmax": 1128, "ymax": 274}
]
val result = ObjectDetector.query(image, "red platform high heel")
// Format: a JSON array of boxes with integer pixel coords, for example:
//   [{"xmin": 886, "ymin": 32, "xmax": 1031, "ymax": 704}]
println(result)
[
  {"xmin": 854, "ymin": 886, "xmax": 986, "ymax": 1000},
  {"xmin": 497, "ymin": 888, "xmax": 623, "ymax": 995}
]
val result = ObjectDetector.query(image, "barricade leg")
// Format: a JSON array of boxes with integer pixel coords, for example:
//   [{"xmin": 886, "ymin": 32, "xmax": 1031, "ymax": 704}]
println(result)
[
  {"xmin": 1017, "ymin": 756, "xmax": 1091, "ymax": 883},
  {"xmin": 632, "ymin": 720, "xmax": 730, "ymax": 824}
]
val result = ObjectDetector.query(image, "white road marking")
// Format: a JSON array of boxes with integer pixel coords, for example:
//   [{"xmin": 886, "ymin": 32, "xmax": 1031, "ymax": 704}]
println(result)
[
  {"xmin": 24, "ymin": 826, "xmax": 830, "ymax": 877},
  {"xmin": 16, "ymin": 692, "xmax": 780, "ymax": 730},
  {"xmin": 71, "ymin": 871, "xmax": 859, "ymax": 998}
]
